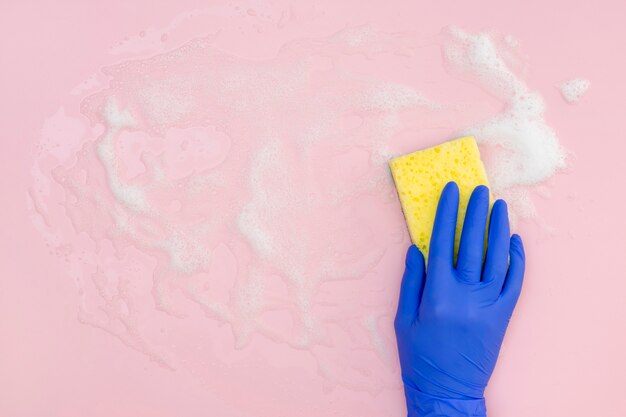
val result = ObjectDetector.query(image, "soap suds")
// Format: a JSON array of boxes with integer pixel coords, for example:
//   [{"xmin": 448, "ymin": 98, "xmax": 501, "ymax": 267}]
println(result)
[
  {"xmin": 97, "ymin": 100, "xmax": 149, "ymax": 212},
  {"xmin": 30, "ymin": 23, "xmax": 567, "ymax": 396},
  {"xmin": 33, "ymin": 27, "xmax": 415, "ymax": 391},
  {"xmin": 444, "ymin": 27, "xmax": 567, "ymax": 220},
  {"xmin": 559, "ymin": 78, "xmax": 590, "ymax": 103},
  {"xmin": 362, "ymin": 83, "xmax": 440, "ymax": 112}
]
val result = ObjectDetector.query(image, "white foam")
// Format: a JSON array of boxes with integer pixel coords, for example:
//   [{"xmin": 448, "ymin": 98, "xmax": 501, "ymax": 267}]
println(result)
[
  {"xmin": 365, "ymin": 314, "xmax": 390, "ymax": 362},
  {"xmin": 160, "ymin": 231, "xmax": 209, "ymax": 274},
  {"xmin": 362, "ymin": 83, "xmax": 438, "ymax": 112},
  {"xmin": 444, "ymin": 27, "xmax": 567, "ymax": 214},
  {"xmin": 98, "ymin": 99, "xmax": 149, "ymax": 212},
  {"xmin": 103, "ymin": 99, "xmax": 135, "ymax": 129},
  {"xmin": 236, "ymin": 139, "xmax": 281, "ymax": 259},
  {"xmin": 235, "ymin": 275, "xmax": 264, "ymax": 316},
  {"xmin": 138, "ymin": 81, "xmax": 196, "ymax": 127},
  {"xmin": 237, "ymin": 204, "xmax": 276, "ymax": 259},
  {"xmin": 559, "ymin": 78, "xmax": 590, "ymax": 103}
]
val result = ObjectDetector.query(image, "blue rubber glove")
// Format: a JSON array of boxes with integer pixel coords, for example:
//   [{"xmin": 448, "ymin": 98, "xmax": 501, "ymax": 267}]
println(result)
[{"xmin": 394, "ymin": 182, "xmax": 525, "ymax": 417}]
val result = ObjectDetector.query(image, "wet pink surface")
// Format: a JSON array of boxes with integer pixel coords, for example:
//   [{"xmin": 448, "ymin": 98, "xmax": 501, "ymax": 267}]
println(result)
[{"xmin": 1, "ymin": 1, "xmax": 625, "ymax": 416}]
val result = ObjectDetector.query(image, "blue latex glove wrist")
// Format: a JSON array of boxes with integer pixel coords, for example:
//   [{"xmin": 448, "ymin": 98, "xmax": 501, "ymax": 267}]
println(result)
[
  {"xmin": 394, "ymin": 182, "xmax": 526, "ymax": 417},
  {"xmin": 404, "ymin": 385, "xmax": 486, "ymax": 417}
]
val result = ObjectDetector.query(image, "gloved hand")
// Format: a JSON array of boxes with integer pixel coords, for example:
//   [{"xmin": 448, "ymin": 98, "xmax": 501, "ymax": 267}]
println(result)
[{"xmin": 394, "ymin": 182, "xmax": 526, "ymax": 417}]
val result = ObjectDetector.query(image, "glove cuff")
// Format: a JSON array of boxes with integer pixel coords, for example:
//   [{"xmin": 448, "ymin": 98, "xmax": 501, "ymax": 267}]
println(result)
[{"xmin": 404, "ymin": 384, "xmax": 487, "ymax": 417}]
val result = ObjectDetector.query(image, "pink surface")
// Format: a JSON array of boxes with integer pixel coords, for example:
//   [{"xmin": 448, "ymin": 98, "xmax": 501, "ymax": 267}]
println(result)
[{"xmin": 1, "ymin": 1, "xmax": 625, "ymax": 416}]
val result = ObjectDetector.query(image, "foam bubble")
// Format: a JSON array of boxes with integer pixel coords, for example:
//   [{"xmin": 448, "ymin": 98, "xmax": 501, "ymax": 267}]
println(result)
[{"xmin": 559, "ymin": 78, "xmax": 590, "ymax": 103}]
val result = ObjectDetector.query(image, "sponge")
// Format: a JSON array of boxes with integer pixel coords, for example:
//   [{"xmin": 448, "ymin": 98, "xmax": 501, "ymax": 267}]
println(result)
[{"xmin": 389, "ymin": 136, "xmax": 491, "ymax": 261}]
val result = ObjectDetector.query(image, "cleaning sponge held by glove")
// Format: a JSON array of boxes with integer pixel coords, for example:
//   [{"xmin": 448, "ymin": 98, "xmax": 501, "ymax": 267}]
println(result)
[{"xmin": 389, "ymin": 136, "xmax": 491, "ymax": 261}]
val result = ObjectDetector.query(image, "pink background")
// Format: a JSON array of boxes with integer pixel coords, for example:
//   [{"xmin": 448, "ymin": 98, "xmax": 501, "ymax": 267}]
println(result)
[{"xmin": 1, "ymin": 1, "xmax": 625, "ymax": 416}]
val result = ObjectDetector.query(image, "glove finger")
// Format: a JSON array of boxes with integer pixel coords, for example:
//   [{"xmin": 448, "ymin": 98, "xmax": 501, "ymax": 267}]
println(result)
[
  {"xmin": 482, "ymin": 200, "xmax": 510, "ymax": 290},
  {"xmin": 456, "ymin": 185, "xmax": 489, "ymax": 282},
  {"xmin": 427, "ymin": 182, "xmax": 459, "ymax": 270},
  {"xmin": 500, "ymin": 234, "xmax": 525, "ymax": 309},
  {"xmin": 395, "ymin": 245, "xmax": 426, "ymax": 326}
]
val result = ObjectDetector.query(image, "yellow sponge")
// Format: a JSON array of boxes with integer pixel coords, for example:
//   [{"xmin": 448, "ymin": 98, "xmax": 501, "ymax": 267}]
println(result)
[{"xmin": 389, "ymin": 136, "xmax": 491, "ymax": 261}]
